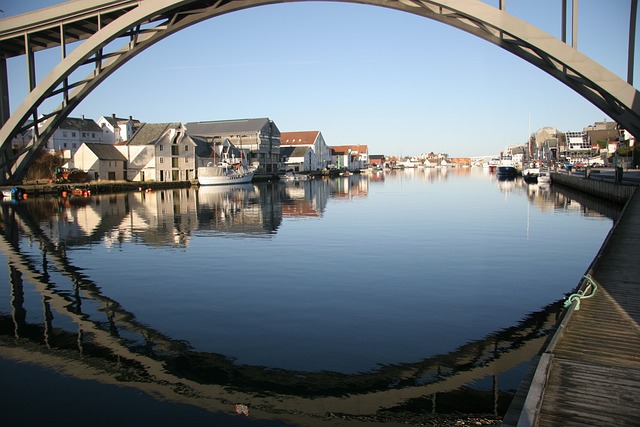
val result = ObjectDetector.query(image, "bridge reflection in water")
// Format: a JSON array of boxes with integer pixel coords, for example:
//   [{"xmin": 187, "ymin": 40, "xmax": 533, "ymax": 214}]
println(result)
[{"xmin": 0, "ymin": 178, "xmax": 614, "ymax": 425}]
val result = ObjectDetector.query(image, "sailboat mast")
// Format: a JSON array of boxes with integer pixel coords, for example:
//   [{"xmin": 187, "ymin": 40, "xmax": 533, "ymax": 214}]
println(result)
[{"xmin": 528, "ymin": 113, "xmax": 532, "ymax": 159}]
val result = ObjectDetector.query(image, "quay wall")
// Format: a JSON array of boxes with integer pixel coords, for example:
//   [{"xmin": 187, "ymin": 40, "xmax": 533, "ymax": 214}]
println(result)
[
  {"xmin": 2, "ymin": 173, "xmax": 281, "ymax": 198},
  {"xmin": 551, "ymin": 172, "xmax": 636, "ymax": 205},
  {"xmin": 2, "ymin": 180, "xmax": 193, "ymax": 197}
]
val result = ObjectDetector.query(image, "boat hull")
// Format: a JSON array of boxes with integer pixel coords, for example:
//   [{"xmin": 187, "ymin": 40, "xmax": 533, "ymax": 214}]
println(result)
[
  {"xmin": 198, "ymin": 172, "xmax": 254, "ymax": 185},
  {"xmin": 496, "ymin": 166, "xmax": 517, "ymax": 177},
  {"xmin": 198, "ymin": 166, "xmax": 254, "ymax": 186}
]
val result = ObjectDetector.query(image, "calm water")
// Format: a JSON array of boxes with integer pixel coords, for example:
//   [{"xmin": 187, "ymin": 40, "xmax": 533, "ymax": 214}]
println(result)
[{"xmin": 0, "ymin": 167, "xmax": 616, "ymax": 426}]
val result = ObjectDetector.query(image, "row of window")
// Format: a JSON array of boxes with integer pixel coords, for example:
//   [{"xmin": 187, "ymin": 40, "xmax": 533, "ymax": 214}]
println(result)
[
  {"xmin": 47, "ymin": 142, "xmax": 79, "ymax": 149},
  {"xmin": 158, "ymin": 157, "xmax": 189, "ymax": 164},
  {"xmin": 158, "ymin": 145, "xmax": 189, "ymax": 152},
  {"xmin": 61, "ymin": 132, "xmax": 98, "ymax": 138}
]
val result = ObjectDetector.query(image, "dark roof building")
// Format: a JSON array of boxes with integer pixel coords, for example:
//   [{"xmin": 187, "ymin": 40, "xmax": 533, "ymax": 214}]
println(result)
[{"xmin": 185, "ymin": 118, "xmax": 281, "ymax": 174}]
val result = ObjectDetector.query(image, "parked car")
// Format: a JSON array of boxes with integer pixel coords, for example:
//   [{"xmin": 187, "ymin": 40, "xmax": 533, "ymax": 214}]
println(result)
[{"xmin": 588, "ymin": 158, "xmax": 605, "ymax": 167}]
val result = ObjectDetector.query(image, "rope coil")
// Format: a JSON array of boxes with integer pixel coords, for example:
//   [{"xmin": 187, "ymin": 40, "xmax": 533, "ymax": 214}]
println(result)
[{"xmin": 564, "ymin": 274, "xmax": 598, "ymax": 311}]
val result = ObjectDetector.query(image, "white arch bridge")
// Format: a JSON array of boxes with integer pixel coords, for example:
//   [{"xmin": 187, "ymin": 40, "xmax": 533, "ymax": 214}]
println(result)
[{"xmin": 0, "ymin": 0, "xmax": 639, "ymax": 185}]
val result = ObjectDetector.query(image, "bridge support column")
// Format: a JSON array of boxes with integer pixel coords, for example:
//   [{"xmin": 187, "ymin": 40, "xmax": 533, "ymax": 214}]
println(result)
[
  {"xmin": 629, "ymin": 0, "xmax": 637, "ymax": 85},
  {"xmin": 572, "ymin": 0, "xmax": 578, "ymax": 48},
  {"xmin": 0, "ymin": 57, "xmax": 9, "ymax": 127}
]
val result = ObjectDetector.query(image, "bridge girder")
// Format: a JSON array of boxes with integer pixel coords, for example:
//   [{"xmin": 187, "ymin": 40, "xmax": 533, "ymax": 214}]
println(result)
[{"xmin": 0, "ymin": 0, "xmax": 639, "ymax": 184}]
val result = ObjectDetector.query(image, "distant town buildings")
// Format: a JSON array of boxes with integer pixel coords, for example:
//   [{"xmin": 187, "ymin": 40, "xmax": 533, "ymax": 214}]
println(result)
[
  {"xmin": 518, "ymin": 119, "xmax": 634, "ymax": 167},
  {"xmin": 16, "ymin": 111, "xmax": 636, "ymax": 183}
]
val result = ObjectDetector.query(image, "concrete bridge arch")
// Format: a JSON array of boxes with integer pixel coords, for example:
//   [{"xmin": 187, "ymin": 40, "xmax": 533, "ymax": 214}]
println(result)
[{"xmin": 0, "ymin": 0, "xmax": 639, "ymax": 184}]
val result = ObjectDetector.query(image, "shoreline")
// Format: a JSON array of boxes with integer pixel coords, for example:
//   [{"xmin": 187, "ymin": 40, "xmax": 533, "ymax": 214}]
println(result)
[{"xmin": 0, "ymin": 174, "xmax": 281, "ymax": 198}]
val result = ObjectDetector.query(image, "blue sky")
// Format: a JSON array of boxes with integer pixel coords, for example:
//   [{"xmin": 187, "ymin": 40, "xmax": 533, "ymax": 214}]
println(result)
[{"xmin": 1, "ymin": 0, "xmax": 636, "ymax": 157}]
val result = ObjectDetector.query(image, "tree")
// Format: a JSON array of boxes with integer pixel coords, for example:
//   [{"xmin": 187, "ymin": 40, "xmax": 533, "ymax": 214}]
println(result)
[{"xmin": 24, "ymin": 151, "xmax": 64, "ymax": 182}]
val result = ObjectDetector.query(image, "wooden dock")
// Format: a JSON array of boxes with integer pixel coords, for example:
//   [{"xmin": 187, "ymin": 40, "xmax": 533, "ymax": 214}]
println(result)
[{"xmin": 503, "ymin": 186, "xmax": 640, "ymax": 426}]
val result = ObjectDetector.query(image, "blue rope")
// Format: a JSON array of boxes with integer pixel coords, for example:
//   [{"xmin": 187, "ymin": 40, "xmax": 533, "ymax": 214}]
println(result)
[{"xmin": 564, "ymin": 274, "xmax": 598, "ymax": 311}]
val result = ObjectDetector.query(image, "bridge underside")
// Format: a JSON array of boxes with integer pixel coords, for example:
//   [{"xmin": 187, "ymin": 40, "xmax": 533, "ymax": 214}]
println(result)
[{"xmin": 1, "ymin": 0, "xmax": 639, "ymax": 185}]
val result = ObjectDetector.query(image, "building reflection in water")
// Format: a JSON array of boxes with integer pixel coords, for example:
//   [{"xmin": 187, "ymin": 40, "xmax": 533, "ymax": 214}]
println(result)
[{"xmin": 0, "ymin": 173, "xmax": 614, "ymax": 425}]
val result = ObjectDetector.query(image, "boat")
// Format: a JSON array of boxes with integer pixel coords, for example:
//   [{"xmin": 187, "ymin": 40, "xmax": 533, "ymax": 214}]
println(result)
[
  {"xmin": 197, "ymin": 142, "xmax": 255, "ymax": 186},
  {"xmin": 522, "ymin": 162, "xmax": 541, "ymax": 183},
  {"xmin": 56, "ymin": 168, "xmax": 88, "ymax": 183},
  {"xmin": 282, "ymin": 172, "xmax": 309, "ymax": 181},
  {"xmin": 61, "ymin": 187, "xmax": 91, "ymax": 198},
  {"xmin": 198, "ymin": 161, "xmax": 254, "ymax": 185},
  {"xmin": 496, "ymin": 154, "xmax": 518, "ymax": 178},
  {"xmin": 485, "ymin": 157, "xmax": 500, "ymax": 172},
  {"xmin": 1, "ymin": 187, "xmax": 27, "ymax": 202},
  {"xmin": 537, "ymin": 170, "xmax": 551, "ymax": 184}
]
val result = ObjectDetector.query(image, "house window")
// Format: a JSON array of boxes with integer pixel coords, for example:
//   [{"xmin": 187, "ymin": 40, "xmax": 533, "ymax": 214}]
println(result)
[
  {"xmin": 92, "ymin": 133, "xmax": 96, "ymax": 138},
  {"xmin": 185, "ymin": 157, "xmax": 189, "ymax": 164},
  {"xmin": 82, "ymin": 132, "xmax": 86, "ymax": 138},
  {"xmin": 72, "ymin": 143, "xmax": 76, "ymax": 148},
  {"xmin": 159, "ymin": 145, "xmax": 163, "ymax": 151},
  {"xmin": 62, "ymin": 132, "xmax": 67, "ymax": 137},
  {"xmin": 63, "ymin": 143, "xmax": 67, "ymax": 148},
  {"xmin": 159, "ymin": 158, "xmax": 164, "ymax": 164},
  {"xmin": 72, "ymin": 132, "xmax": 76, "ymax": 137},
  {"xmin": 184, "ymin": 145, "xmax": 188, "ymax": 152}
]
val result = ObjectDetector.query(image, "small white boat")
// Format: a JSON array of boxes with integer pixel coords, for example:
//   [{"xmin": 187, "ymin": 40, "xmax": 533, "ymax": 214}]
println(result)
[
  {"xmin": 282, "ymin": 172, "xmax": 309, "ymax": 181},
  {"xmin": 198, "ymin": 161, "xmax": 254, "ymax": 186},
  {"xmin": 537, "ymin": 170, "xmax": 551, "ymax": 184},
  {"xmin": 522, "ymin": 162, "xmax": 541, "ymax": 182},
  {"xmin": 486, "ymin": 157, "xmax": 500, "ymax": 172}
]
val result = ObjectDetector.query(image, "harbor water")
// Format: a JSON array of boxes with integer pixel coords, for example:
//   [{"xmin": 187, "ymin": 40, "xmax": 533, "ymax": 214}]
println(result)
[{"xmin": 0, "ymin": 167, "xmax": 617, "ymax": 426}]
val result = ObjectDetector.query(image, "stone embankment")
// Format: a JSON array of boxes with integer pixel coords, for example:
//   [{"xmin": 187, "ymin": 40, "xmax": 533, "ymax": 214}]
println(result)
[
  {"xmin": 1, "ymin": 180, "xmax": 194, "ymax": 198},
  {"xmin": 551, "ymin": 169, "xmax": 638, "ymax": 205}
]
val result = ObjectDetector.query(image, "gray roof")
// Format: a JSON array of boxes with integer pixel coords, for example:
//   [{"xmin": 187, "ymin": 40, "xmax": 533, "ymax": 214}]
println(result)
[
  {"xmin": 83, "ymin": 143, "xmax": 127, "ymax": 161},
  {"xmin": 281, "ymin": 146, "xmax": 309, "ymax": 158},
  {"xmin": 185, "ymin": 118, "xmax": 277, "ymax": 136},
  {"xmin": 103, "ymin": 115, "xmax": 141, "ymax": 127},
  {"xmin": 190, "ymin": 135, "xmax": 213, "ymax": 158},
  {"xmin": 60, "ymin": 116, "xmax": 102, "ymax": 132},
  {"xmin": 127, "ymin": 122, "xmax": 181, "ymax": 146}
]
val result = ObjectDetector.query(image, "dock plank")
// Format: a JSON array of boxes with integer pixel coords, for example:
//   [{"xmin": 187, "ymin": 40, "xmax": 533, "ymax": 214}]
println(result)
[{"xmin": 538, "ymin": 359, "xmax": 640, "ymax": 427}]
